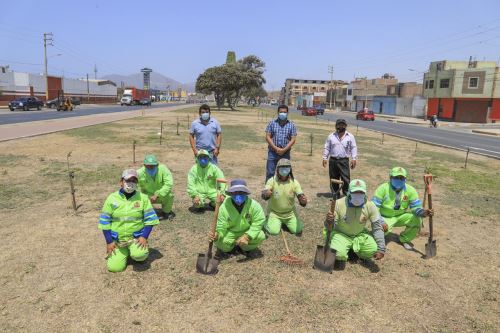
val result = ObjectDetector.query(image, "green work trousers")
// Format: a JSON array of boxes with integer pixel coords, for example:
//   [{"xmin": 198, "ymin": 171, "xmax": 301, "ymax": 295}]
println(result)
[
  {"xmin": 329, "ymin": 231, "xmax": 377, "ymax": 262},
  {"xmin": 265, "ymin": 211, "xmax": 303, "ymax": 235},
  {"xmin": 193, "ymin": 191, "xmax": 217, "ymax": 208},
  {"xmin": 215, "ymin": 230, "xmax": 266, "ymax": 253},
  {"xmin": 107, "ymin": 240, "xmax": 149, "ymax": 272},
  {"xmin": 383, "ymin": 213, "xmax": 421, "ymax": 243}
]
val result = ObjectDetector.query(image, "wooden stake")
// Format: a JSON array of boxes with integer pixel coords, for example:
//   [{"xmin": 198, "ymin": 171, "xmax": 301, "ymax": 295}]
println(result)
[
  {"xmin": 68, "ymin": 171, "xmax": 77, "ymax": 211},
  {"xmin": 176, "ymin": 117, "xmax": 180, "ymax": 135},
  {"xmin": 464, "ymin": 147, "xmax": 470, "ymax": 169},
  {"xmin": 381, "ymin": 133, "xmax": 385, "ymax": 144},
  {"xmin": 133, "ymin": 140, "xmax": 137, "ymax": 164},
  {"xmin": 309, "ymin": 133, "xmax": 314, "ymax": 156},
  {"xmin": 159, "ymin": 121, "xmax": 163, "ymax": 145}
]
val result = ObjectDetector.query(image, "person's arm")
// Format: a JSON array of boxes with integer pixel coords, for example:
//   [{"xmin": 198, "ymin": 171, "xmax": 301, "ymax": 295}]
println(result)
[
  {"xmin": 322, "ymin": 135, "xmax": 331, "ymax": 161},
  {"xmin": 98, "ymin": 197, "xmax": 113, "ymax": 235},
  {"xmin": 187, "ymin": 166, "xmax": 199, "ymax": 198},
  {"xmin": 246, "ymin": 201, "xmax": 266, "ymax": 239},
  {"xmin": 369, "ymin": 206, "xmax": 386, "ymax": 254},
  {"xmin": 215, "ymin": 202, "xmax": 229, "ymax": 240},
  {"xmin": 143, "ymin": 196, "xmax": 160, "ymax": 227},
  {"xmin": 266, "ymin": 132, "xmax": 279, "ymax": 152},
  {"xmin": 283, "ymin": 123, "xmax": 297, "ymax": 151},
  {"xmin": 155, "ymin": 166, "xmax": 173, "ymax": 198},
  {"xmin": 371, "ymin": 184, "xmax": 387, "ymax": 231},
  {"xmin": 350, "ymin": 135, "xmax": 358, "ymax": 169},
  {"xmin": 189, "ymin": 133, "xmax": 197, "ymax": 156},
  {"xmin": 294, "ymin": 180, "xmax": 307, "ymax": 207},
  {"xmin": 214, "ymin": 132, "xmax": 222, "ymax": 156},
  {"xmin": 408, "ymin": 188, "xmax": 427, "ymax": 217},
  {"xmin": 262, "ymin": 178, "xmax": 274, "ymax": 200}
]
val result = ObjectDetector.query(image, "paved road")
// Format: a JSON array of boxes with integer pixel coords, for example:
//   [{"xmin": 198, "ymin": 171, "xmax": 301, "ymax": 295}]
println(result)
[
  {"xmin": 0, "ymin": 103, "xmax": 185, "ymax": 125},
  {"xmin": 283, "ymin": 107, "xmax": 500, "ymax": 159}
]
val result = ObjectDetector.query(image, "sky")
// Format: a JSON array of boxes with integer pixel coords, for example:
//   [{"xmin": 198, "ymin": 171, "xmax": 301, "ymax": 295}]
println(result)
[{"xmin": 1, "ymin": 0, "xmax": 500, "ymax": 90}]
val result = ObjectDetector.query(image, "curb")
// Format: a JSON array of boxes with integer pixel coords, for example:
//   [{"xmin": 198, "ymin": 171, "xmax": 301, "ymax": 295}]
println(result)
[{"xmin": 471, "ymin": 129, "xmax": 500, "ymax": 136}]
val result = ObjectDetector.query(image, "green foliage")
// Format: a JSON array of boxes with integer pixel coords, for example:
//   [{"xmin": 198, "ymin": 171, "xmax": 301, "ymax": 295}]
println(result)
[{"xmin": 226, "ymin": 51, "xmax": 236, "ymax": 64}]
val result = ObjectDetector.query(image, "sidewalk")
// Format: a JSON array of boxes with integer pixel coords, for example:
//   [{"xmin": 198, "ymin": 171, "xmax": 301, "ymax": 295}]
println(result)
[{"xmin": 0, "ymin": 104, "xmax": 191, "ymax": 142}]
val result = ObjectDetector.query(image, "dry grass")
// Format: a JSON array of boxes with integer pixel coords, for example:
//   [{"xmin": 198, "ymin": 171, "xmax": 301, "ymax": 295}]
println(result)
[{"xmin": 0, "ymin": 106, "xmax": 498, "ymax": 332}]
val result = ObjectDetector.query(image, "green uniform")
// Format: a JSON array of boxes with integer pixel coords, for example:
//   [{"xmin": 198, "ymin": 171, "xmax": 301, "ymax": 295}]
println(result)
[
  {"xmin": 187, "ymin": 161, "xmax": 225, "ymax": 208},
  {"xmin": 264, "ymin": 176, "xmax": 304, "ymax": 235},
  {"xmin": 137, "ymin": 164, "xmax": 174, "ymax": 214},
  {"xmin": 215, "ymin": 197, "xmax": 266, "ymax": 252},
  {"xmin": 372, "ymin": 182, "xmax": 424, "ymax": 243},
  {"xmin": 325, "ymin": 197, "xmax": 385, "ymax": 261},
  {"xmin": 98, "ymin": 190, "xmax": 160, "ymax": 272}
]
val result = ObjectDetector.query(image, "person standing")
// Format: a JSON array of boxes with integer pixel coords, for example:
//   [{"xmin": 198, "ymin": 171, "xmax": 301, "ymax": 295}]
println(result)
[
  {"xmin": 322, "ymin": 118, "xmax": 357, "ymax": 198},
  {"xmin": 189, "ymin": 104, "xmax": 222, "ymax": 164},
  {"xmin": 265, "ymin": 105, "xmax": 297, "ymax": 182}
]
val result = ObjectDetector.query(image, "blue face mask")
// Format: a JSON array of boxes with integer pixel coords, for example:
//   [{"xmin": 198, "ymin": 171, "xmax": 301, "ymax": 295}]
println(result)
[
  {"xmin": 145, "ymin": 166, "xmax": 158, "ymax": 177},
  {"xmin": 232, "ymin": 194, "xmax": 247, "ymax": 206},
  {"xmin": 278, "ymin": 167, "xmax": 291, "ymax": 177},
  {"xmin": 391, "ymin": 178, "xmax": 406, "ymax": 190},
  {"xmin": 200, "ymin": 113, "xmax": 210, "ymax": 121},
  {"xmin": 278, "ymin": 112, "xmax": 288, "ymax": 121},
  {"xmin": 198, "ymin": 157, "xmax": 209, "ymax": 167}
]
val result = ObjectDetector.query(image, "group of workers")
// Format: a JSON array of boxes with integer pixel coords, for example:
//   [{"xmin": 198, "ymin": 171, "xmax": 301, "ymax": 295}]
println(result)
[{"xmin": 99, "ymin": 104, "xmax": 433, "ymax": 272}]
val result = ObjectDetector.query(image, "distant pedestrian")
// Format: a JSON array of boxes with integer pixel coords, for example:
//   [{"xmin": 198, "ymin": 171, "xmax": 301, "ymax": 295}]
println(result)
[
  {"xmin": 265, "ymin": 105, "xmax": 297, "ymax": 182},
  {"xmin": 322, "ymin": 119, "xmax": 357, "ymax": 198},
  {"xmin": 189, "ymin": 104, "xmax": 222, "ymax": 164}
]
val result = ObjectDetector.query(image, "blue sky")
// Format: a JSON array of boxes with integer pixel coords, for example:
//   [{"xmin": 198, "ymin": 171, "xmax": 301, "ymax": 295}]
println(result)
[{"xmin": 1, "ymin": 0, "xmax": 500, "ymax": 90}]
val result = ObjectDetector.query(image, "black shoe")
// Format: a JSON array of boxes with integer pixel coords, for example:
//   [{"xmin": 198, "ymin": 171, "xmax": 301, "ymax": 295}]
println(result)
[
  {"xmin": 333, "ymin": 260, "xmax": 346, "ymax": 271},
  {"xmin": 347, "ymin": 249, "xmax": 359, "ymax": 262},
  {"xmin": 295, "ymin": 230, "xmax": 303, "ymax": 238},
  {"xmin": 214, "ymin": 249, "xmax": 231, "ymax": 260},
  {"xmin": 162, "ymin": 211, "xmax": 176, "ymax": 220},
  {"xmin": 188, "ymin": 206, "xmax": 205, "ymax": 214}
]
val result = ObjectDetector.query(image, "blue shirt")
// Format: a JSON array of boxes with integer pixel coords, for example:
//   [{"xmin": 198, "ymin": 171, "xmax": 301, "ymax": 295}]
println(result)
[
  {"xmin": 189, "ymin": 117, "xmax": 222, "ymax": 151},
  {"xmin": 265, "ymin": 118, "xmax": 297, "ymax": 150}
]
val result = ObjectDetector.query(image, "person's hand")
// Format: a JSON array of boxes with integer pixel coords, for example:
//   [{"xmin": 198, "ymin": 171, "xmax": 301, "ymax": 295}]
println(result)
[
  {"xmin": 193, "ymin": 196, "xmax": 201, "ymax": 206},
  {"xmin": 298, "ymin": 194, "xmax": 307, "ymax": 207},
  {"xmin": 217, "ymin": 193, "xmax": 225, "ymax": 203},
  {"xmin": 424, "ymin": 209, "xmax": 434, "ymax": 217},
  {"xmin": 150, "ymin": 195, "xmax": 158, "ymax": 203},
  {"xmin": 374, "ymin": 252, "xmax": 384, "ymax": 260},
  {"xmin": 208, "ymin": 231, "xmax": 218, "ymax": 242},
  {"xmin": 261, "ymin": 189, "xmax": 272, "ymax": 200},
  {"xmin": 322, "ymin": 160, "xmax": 327, "ymax": 168},
  {"xmin": 214, "ymin": 147, "xmax": 220, "ymax": 157},
  {"xmin": 275, "ymin": 147, "xmax": 284, "ymax": 156},
  {"xmin": 350, "ymin": 160, "xmax": 357, "ymax": 169},
  {"xmin": 193, "ymin": 149, "xmax": 198, "ymax": 156},
  {"xmin": 136, "ymin": 236, "xmax": 148, "ymax": 249},
  {"xmin": 106, "ymin": 242, "xmax": 116, "ymax": 256},
  {"xmin": 236, "ymin": 234, "xmax": 249, "ymax": 247},
  {"xmin": 382, "ymin": 222, "xmax": 388, "ymax": 232},
  {"xmin": 326, "ymin": 211, "xmax": 335, "ymax": 223}
]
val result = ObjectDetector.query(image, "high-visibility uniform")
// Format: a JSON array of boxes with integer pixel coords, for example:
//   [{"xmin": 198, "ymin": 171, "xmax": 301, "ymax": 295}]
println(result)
[
  {"xmin": 264, "ymin": 176, "xmax": 304, "ymax": 235},
  {"xmin": 187, "ymin": 161, "xmax": 225, "ymax": 208},
  {"xmin": 324, "ymin": 197, "xmax": 385, "ymax": 261},
  {"xmin": 137, "ymin": 164, "xmax": 174, "ymax": 214},
  {"xmin": 372, "ymin": 182, "xmax": 424, "ymax": 243},
  {"xmin": 98, "ymin": 190, "xmax": 159, "ymax": 272},
  {"xmin": 215, "ymin": 197, "xmax": 266, "ymax": 253}
]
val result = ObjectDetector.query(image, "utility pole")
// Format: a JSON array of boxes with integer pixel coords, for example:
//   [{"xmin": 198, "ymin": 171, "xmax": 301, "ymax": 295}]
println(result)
[
  {"xmin": 86, "ymin": 74, "xmax": 90, "ymax": 102},
  {"xmin": 43, "ymin": 32, "xmax": 53, "ymax": 102},
  {"xmin": 328, "ymin": 65, "xmax": 334, "ymax": 110},
  {"xmin": 94, "ymin": 64, "xmax": 98, "ymax": 80}
]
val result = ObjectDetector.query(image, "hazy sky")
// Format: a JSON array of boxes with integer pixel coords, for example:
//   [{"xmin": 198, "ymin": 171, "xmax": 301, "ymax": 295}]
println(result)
[{"xmin": 1, "ymin": 0, "xmax": 500, "ymax": 90}]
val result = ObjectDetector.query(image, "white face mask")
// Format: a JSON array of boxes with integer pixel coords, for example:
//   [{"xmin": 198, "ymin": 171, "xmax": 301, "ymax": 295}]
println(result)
[
  {"xmin": 350, "ymin": 193, "xmax": 365, "ymax": 206},
  {"xmin": 123, "ymin": 181, "xmax": 137, "ymax": 193}
]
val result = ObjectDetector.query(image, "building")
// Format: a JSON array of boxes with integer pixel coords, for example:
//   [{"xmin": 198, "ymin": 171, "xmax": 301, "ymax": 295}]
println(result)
[
  {"xmin": 423, "ymin": 59, "xmax": 500, "ymax": 123},
  {"xmin": 0, "ymin": 69, "xmax": 117, "ymax": 106},
  {"xmin": 281, "ymin": 78, "xmax": 344, "ymax": 107},
  {"xmin": 351, "ymin": 74, "xmax": 398, "ymax": 110}
]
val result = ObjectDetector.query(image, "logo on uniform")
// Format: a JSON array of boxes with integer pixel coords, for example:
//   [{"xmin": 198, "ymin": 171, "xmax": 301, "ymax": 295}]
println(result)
[
  {"xmin": 134, "ymin": 202, "xmax": 140, "ymax": 208},
  {"xmin": 403, "ymin": 195, "xmax": 408, "ymax": 201},
  {"xmin": 356, "ymin": 180, "xmax": 361, "ymax": 186},
  {"xmin": 245, "ymin": 213, "xmax": 251, "ymax": 221},
  {"xmin": 112, "ymin": 202, "xmax": 119, "ymax": 209}
]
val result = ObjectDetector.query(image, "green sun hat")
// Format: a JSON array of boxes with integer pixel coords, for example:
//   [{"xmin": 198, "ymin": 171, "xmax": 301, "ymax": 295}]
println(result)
[
  {"xmin": 349, "ymin": 179, "xmax": 367, "ymax": 193},
  {"xmin": 390, "ymin": 167, "xmax": 407, "ymax": 178},
  {"xmin": 197, "ymin": 149, "xmax": 210, "ymax": 157},
  {"xmin": 143, "ymin": 154, "xmax": 158, "ymax": 165}
]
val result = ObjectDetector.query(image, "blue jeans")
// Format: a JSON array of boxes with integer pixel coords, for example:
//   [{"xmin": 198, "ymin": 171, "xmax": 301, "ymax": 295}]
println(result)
[{"xmin": 266, "ymin": 149, "xmax": 291, "ymax": 182}]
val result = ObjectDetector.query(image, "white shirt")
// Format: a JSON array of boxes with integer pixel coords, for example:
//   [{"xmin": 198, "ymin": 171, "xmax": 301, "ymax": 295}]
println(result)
[{"xmin": 322, "ymin": 131, "xmax": 357, "ymax": 160}]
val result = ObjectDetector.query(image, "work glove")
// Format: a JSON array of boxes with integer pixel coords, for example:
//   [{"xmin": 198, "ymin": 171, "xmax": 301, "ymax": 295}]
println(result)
[
  {"xmin": 208, "ymin": 231, "xmax": 218, "ymax": 242},
  {"xmin": 298, "ymin": 194, "xmax": 307, "ymax": 207},
  {"xmin": 423, "ymin": 209, "xmax": 434, "ymax": 217},
  {"xmin": 261, "ymin": 189, "xmax": 272, "ymax": 201},
  {"xmin": 193, "ymin": 196, "xmax": 201, "ymax": 206},
  {"xmin": 381, "ymin": 222, "xmax": 388, "ymax": 232},
  {"xmin": 236, "ymin": 234, "xmax": 249, "ymax": 247},
  {"xmin": 374, "ymin": 251, "xmax": 385, "ymax": 260}
]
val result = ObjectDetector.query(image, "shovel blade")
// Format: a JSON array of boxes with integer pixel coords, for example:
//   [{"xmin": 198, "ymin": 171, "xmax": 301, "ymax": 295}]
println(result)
[
  {"xmin": 313, "ymin": 245, "xmax": 336, "ymax": 273},
  {"xmin": 425, "ymin": 240, "xmax": 437, "ymax": 259},
  {"xmin": 196, "ymin": 253, "xmax": 220, "ymax": 275}
]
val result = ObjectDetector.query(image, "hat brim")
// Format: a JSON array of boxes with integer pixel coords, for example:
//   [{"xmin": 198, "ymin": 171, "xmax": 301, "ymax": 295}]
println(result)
[
  {"xmin": 350, "ymin": 187, "xmax": 366, "ymax": 193},
  {"xmin": 123, "ymin": 175, "xmax": 138, "ymax": 181},
  {"xmin": 226, "ymin": 185, "xmax": 251, "ymax": 194}
]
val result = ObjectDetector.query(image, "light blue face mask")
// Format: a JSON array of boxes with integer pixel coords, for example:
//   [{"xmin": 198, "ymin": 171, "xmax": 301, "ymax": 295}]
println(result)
[
  {"xmin": 391, "ymin": 178, "xmax": 406, "ymax": 190},
  {"xmin": 350, "ymin": 193, "xmax": 365, "ymax": 206},
  {"xmin": 278, "ymin": 112, "xmax": 287, "ymax": 121},
  {"xmin": 232, "ymin": 194, "xmax": 247, "ymax": 206},
  {"xmin": 145, "ymin": 166, "xmax": 158, "ymax": 177},
  {"xmin": 278, "ymin": 167, "xmax": 291, "ymax": 177},
  {"xmin": 200, "ymin": 113, "xmax": 210, "ymax": 121},
  {"xmin": 198, "ymin": 157, "xmax": 209, "ymax": 167}
]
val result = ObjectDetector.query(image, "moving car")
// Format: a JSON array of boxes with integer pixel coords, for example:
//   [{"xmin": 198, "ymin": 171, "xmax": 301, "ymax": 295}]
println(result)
[
  {"xmin": 9, "ymin": 97, "xmax": 44, "ymax": 111},
  {"xmin": 46, "ymin": 98, "xmax": 59, "ymax": 108},
  {"xmin": 356, "ymin": 109, "xmax": 375, "ymax": 121},
  {"xmin": 314, "ymin": 106, "xmax": 325, "ymax": 115},
  {"xmin": 301, "ymin": 107, "xmax": 317, "ymax": 116},
  {"xmin": 139, "ymin": 98, "xmax": 151, "ymax": 106}
]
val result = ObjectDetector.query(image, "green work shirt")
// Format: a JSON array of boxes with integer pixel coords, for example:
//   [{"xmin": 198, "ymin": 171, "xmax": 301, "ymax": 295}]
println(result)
[
  {"xmin": 265, "ymin": 176, "xmax": 303, "ymax": 219},
  {"xmin": 187, "ymin": 162, "xmax": 225, "ymax": 198},
  {"xmin": 372, "ymin": 182, "xmax": 423, "ymax": 218},
  {"xmin": 98, "ymin": 190, "xmax": 159, "ymax": 241},
  {"xmin": 332, "ymin": 197, "xmax": 381, "ymax": 236},
  {"xmin": 216, "ymin": 197, "xmax": 266, "ymax": 240},
  {"xmin": 137, "ymin": 164, "xmax": 173, "ymax": 198}
]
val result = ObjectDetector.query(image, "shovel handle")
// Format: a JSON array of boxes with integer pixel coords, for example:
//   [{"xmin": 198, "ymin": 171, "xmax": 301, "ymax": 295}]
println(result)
[
  {"xmin": 210, "ymin": 179, "xmax": 227, "ymax": 234},
  {"xmin": 424, "ymin": 174, "xmax": 433, "ymax": 195}
]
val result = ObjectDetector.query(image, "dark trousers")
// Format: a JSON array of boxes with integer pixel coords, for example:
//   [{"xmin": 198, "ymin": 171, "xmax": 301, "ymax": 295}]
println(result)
[
  {"xmin": 266, "ymin": 149, "xmax": 291, "ymax": 182},
  {"xmin": 329, "ymin": 157, "xmax": 350, "ymax": 198}
]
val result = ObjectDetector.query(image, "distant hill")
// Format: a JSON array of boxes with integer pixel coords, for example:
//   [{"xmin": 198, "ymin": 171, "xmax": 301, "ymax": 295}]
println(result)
[{"xmin": 102, "ymin": 72, "xmax": 195, "ymax": 92}]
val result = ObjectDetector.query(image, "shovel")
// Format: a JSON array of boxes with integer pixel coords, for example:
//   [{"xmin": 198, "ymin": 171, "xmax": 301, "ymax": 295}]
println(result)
[
  {"xmin": 313, "ymin": 178, "xmax": 343, "ymax": 273},
  {"xmin": 424, "ymin": 174, "xmax": 437, "ymax": 259},
  {"xmin": 196, "ymin": 178, "xmax": 227, "ymax": 275}
]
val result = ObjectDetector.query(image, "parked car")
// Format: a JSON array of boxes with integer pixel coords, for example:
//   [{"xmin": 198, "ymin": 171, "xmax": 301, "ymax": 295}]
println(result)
[
  {"xmin": 297, "ymin": 105, "xmax": 305, "ymax": 111},
  {"xmin": 314, "ymin": 106, "xmax": 325, "ymax": 115},
  {"xmin": 356, "ymin": 109, "xmax": 375, "ymax": 121},
  {"xmin": 46, "ymin": 98, "xmax": 59, "ymax": 108},
  {"xmin": 70, "ymin": 97, "xmax": 81, "ymax": 105},
  {"xmin": 139, "ymin": 98, "xmax": 151, "ymax": 106},
  {"xmin": 301, "ymin": 107, "xmax": 317, "ymax": 116},
  {"xmin": 9, "ymin": 97, "xmax": 44, "ymax": 111}
]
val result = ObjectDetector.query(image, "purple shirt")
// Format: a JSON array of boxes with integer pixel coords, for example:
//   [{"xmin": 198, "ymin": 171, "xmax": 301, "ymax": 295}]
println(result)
[{"xmin": 322, "ymin": 131, "xmax": 357, "ymax": 160}]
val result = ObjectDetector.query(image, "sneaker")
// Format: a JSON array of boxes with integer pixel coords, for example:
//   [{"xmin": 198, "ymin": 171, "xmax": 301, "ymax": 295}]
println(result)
[
  {"xmin": 402, "ymin": 242, "xmax": 414, "ymax": 251},
  {"xmin": 295, "ymin": 230, "xmax": 303, "ymax": 238},
  {"xmin": 214, "ymin": 249, "xmax": 231, "ymax": 260}
]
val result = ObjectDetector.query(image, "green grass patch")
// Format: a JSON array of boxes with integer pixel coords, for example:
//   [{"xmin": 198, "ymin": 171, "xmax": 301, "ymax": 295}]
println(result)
[
  {"xmin": 0, "ymin": 154, "xmax": 27, "ymax": 167},
  {"xmin": 63, "ymin": 123, "xmax": 121, "ymax": 141}
]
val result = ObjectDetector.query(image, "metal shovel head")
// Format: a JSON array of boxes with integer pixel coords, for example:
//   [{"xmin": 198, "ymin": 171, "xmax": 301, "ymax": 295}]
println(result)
[
  {"xmin": 425, "ymin": 240, "xmax": 437, "ymax": 259},
  {"xmin": 313, "ymin": 245, "xmax": 336, "ymax": 273},
  {"xmin": 196, "ymin": 253, "xmax": 219, "ymax": 275}
]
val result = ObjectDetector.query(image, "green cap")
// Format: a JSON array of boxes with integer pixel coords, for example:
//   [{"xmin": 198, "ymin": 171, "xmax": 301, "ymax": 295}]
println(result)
[
  {"xmin": 277, "ymin": 158, "xmax": 292, "ymax": 168},
  {"xmin": 390, "ymin": 167, "xmax": 407, "ymax": 178},
  {"xmin": 349, "ymin": 179, "xmax": 367, "ymax": 193},
  {"xmin": 197, "ymin": 149, "xmax": 210, "ymax": 157},
  {"xmin": 143, "ymin": 154, "xmax": 158, "ymax": 165}
]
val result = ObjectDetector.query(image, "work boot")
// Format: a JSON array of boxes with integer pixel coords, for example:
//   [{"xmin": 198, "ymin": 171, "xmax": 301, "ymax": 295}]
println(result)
[
  {"xmin": 333, "ymin": 260, "xmax": 346, "ymax": 271},
  {"xmin": 402, "ymin": 242, "xmax": 414, "ymax": 251},
  {"xmin": 162, "ymin": 211, "xmax": 176, "ymax": 220},
  {"xmin": 214, "ymin": 249, "xmax": 231, "ymax": 260}
]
